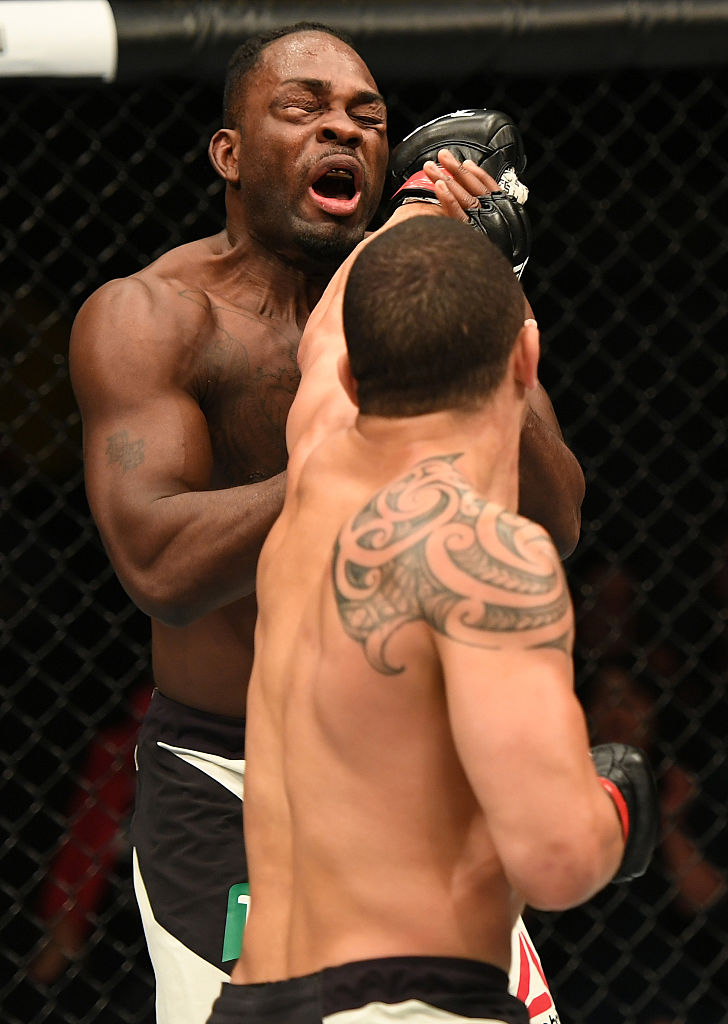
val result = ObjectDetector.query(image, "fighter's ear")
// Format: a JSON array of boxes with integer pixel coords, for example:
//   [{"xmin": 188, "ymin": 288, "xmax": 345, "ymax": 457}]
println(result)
[
  {"xmin": 337, "ymin": 353, "xmax": 359, "ymax": 407},
  {"xmin": 209, "ymin": 128, "xmax": 241, "ymax": 183}
]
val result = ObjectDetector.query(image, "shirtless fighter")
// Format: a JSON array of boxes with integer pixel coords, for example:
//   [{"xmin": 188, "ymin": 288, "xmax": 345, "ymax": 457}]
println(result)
[
  {"xmin": 69, "ymin": 20, "xmax": 583, "ymax": 1024},
  {"xmin": 209, "ymin": 213, "xmax": 659, "ymax": 1023}
]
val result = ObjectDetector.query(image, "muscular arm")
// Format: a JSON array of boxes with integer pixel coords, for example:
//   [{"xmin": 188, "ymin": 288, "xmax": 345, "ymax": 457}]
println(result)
[
  {"xmin": 432, "ymin": 507, "xmax": 622, "ymax": 909},
  {"xmin": 286, "ymin": 156, "xmax": 509, "ymax": 469},
  {"xmin": 286, "ymin": 203, "xmax": 440, "ymax": 478},
  {"xmin": 519, "ymin": 384, "xmax": 585, "ymax": 559},
  {"xmin": 425, "ymin": 153, "xmax": 586, "ymax": 558},
  {"xmin": 289, "ymin": 159, "xmax": 584, "ymax": 555},
  {"xmin": 332, "ymin": 456, "xmax": 622, "ymax": 907},
  {"xmin": 70, "ymin": 278, "xmax": 286, "ymax": 626}
]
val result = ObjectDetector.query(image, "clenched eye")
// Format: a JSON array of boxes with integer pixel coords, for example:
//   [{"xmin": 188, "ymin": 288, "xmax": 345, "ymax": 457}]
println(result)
[{"xmin": 313, "ymin": 168, "xmax": 356, "ymax": 200}]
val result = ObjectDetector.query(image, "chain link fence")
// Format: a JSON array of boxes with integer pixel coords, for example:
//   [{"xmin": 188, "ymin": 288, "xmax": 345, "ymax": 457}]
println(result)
[{"xmin": 2, "ymin": 20, "xmax": 727, "ymax": 1024}]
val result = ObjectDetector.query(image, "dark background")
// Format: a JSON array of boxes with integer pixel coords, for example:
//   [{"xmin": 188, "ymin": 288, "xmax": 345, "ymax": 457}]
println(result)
[{"xmin": 2, "ymin": 6, "xmax": 727, "ymax": 1022}]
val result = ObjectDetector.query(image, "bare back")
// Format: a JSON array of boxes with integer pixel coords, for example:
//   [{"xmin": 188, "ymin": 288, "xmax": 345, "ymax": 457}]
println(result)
[
  {"xmin": 235, "ymin": 206, "xmax": 620, "ymax": 986},
  {"xmin": 237, "ymin": 423, "xmax": 585, "ymax": 983},
  {"xmin": 70, "ymin": 232, "xmax": 306, "ymax": 713}
]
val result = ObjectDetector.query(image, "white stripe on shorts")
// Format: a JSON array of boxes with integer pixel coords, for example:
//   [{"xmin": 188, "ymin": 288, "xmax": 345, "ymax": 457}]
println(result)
[
  {"xmin": 156, "ymin": 742, "xmax": 245, "ymax": 799},
  {"xmin": 325, "ymin": 998, "xmax": 512, "ymax": 1024},
  {"xmin": 133, "ymin": 849, "xmax": 228, "ymax": 1024}
]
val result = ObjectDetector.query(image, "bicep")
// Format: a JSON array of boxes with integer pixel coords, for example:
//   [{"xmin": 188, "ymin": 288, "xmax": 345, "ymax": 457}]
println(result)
[
  {"xmin": 82, "ymin": 388, "xmax": 213, "ymax": 527},
  {"xmin": 286, "ymin": 348, "xmax": 355, "ymax": 476},
  {"xmin": 70, "ymin": 286, "xmax": 214, "ymax": 552}
]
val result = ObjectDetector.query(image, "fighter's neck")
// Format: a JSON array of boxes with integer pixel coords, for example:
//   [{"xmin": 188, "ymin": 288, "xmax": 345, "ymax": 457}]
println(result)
[
  {"xmin": 351, "ymin": 406, "xmax": 522, "ymax": 511},
  {"xmin": 203, "ymin": 228, "xmax": 332, "ymax": 324}
]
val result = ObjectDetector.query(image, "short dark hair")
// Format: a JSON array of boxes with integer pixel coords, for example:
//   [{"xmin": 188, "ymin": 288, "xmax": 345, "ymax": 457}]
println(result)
[
  {"xmin": 223, "ymin": 22, "xmax": 356, "ymax": 127},
  {"xmin": 343, "ymin": 217, "xmax": 526, "ymax": 417}
]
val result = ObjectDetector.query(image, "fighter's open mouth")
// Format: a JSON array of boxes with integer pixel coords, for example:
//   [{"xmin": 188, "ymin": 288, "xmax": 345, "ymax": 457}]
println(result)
[{"xmin": 312, "ymin": 168, "xmax": 357, "ymax": 201}]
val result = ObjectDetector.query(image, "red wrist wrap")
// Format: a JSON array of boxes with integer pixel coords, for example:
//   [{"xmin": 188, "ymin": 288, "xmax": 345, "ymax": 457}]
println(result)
[
  {"xmin": 599, "ymin": 777, "xmax": 630, "ymax": 840},
  {"xmin": 393, "ymin": 166, "xmax": 454, "ymax": 198}
]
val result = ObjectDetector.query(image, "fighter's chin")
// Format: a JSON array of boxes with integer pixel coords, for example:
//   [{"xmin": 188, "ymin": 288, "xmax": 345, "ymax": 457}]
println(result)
[{"xmin": 292, "ymin": 221, "xmax": 365, "ymax": 266}]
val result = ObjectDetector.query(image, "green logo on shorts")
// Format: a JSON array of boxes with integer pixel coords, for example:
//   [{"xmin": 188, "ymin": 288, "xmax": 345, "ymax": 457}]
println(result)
[{"xmin": 222, "ymin": 882, "xmax": 250, "ymax": 962}]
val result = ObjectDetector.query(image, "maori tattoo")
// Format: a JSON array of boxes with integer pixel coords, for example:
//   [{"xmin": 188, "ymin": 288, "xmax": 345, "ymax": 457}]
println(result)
[
  {"xmin": 332, "ymin": 455, "xmax": 571, "ymax": 674},
  {"xmin": 106, "ymin": 430, "xmax": 144, "ymax": 472}
]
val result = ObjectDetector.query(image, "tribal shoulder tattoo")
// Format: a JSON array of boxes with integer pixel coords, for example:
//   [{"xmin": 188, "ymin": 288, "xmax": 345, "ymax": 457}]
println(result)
[{"xmin": 332, "ymin": 455, "xmax": 572, "ymax": 674}]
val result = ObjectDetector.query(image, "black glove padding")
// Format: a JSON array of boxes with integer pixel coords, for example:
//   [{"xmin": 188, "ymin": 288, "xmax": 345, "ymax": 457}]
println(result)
[
  {"xmin": 466, "ymin": 192, "xmax": 531, "ymax": 278},
  {"xmin": 389, "ymin": 108, "xmax": 529, "ymax": 205},
  {"xmin": 592, "ymin": 742, "xmax": 659, "ymax": 883}
]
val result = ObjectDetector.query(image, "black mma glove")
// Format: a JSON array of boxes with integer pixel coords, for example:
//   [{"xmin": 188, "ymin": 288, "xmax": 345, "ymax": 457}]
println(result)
[
  {"xmin": 465, "ymin": 193, "xmax": 532, "ymax": 279},
  {"xmin": 389, "ymin": 108, "xmax": 529, "ymax": 204},
  {"xmin": 388, "ymin": 109, "xmax": 531, "ymax": 277},
  {"xmin": 592, "ymin": 742, "xmax": 659, "ymax": 883}
]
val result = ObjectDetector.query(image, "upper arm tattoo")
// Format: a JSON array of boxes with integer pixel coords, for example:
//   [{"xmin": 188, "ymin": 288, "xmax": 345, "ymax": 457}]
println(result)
[
  {"xmin": 332, "ymin": 455, "xmax": 572, "ymax": 674},
  {"xmin": 106, "ymin": 430, "xmax": 145, "ymax": 472}
]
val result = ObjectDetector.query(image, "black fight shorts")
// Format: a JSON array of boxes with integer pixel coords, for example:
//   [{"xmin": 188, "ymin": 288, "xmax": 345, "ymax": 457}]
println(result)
[
  {"xmin": 131, "ymin": 690, "xmax": 247, "ymax": 975},
  {"xmin": 206, "ymin": 956, "xmax": 530, "ymax": 1024}
]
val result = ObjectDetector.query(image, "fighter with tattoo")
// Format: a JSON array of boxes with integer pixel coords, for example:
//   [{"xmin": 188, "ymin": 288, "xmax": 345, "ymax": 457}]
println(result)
[
  {"xmin": 212, "ymin": 214, "xmax": 658, "ymax": 1024},
  {"xmin": 69, "ymin": 21, "xmax": 586, "ymax": 1024},
  {"xmin": 334, "ymin": 455, "xmax": 572, "ymax": 673}
]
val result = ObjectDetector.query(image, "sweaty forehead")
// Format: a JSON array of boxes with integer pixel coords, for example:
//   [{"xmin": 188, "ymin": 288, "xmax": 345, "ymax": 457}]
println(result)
[{"xmin": 257, "ymin": 32, "xmax": 379, "ymax": 94}]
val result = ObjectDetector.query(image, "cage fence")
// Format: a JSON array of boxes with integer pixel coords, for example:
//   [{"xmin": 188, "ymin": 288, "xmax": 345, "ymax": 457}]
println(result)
[{"xmin": 1, "ymin": 6, "xmax": 727, "ymax": 1023}]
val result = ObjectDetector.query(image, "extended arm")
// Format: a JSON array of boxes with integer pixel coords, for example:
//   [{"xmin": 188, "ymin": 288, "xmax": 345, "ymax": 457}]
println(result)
[
  {"xmin": 422, "ymin": 153, "xmax": 585, "ymax": 556},
  {"xmin": 286, "ymin": 149, "xmax": 513, "ymax": 473},
  {"xmin": 286, "ymin": 202, "xmax": 448, "ymax": 477},
  {"xmin": 70, "ymin": 278, "xmax": 285, "ymax": 626},
  {"xmin": 289, "ymin": 139, "xmax": 585, "ymax": 552}
]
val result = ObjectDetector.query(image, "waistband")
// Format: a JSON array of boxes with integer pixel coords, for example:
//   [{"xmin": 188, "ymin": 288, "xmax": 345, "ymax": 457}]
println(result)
[
  {"xmin": 320, "ymin": 955, "xmax": 510, "ymax": 1012},
  {"xmin": 141, "ymin": 688, "xmax": 245, "ymax": 758},
  {"xmin": 224, "ymin": 955, "xmax": 524, "ymax": 1022}
]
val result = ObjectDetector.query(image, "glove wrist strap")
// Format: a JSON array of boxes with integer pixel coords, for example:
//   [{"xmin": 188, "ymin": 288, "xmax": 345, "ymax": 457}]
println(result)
[
  {"xmin": 599, "ymin": 777, "xmax": 630, "ymax": 840},
  {"xmin": 393, "ymin": 167, "xmax": 454, "ymax": 199}
]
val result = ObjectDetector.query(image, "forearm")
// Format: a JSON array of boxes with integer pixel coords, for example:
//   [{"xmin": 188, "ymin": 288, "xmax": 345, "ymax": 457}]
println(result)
[
  {"xmin": 508, "ymin": 786, "xmax": 624, "ymax": 911},
  {"xmin": 101, "ymin": 471, "xmax": 286, "ymax": 625},
  {"xmin": 493, "ymin": 723, "xmax": 625, "ymax": 910},
  {"xmin": 518, "ymin": 403, "xmax": 585, "ymax": 558}
]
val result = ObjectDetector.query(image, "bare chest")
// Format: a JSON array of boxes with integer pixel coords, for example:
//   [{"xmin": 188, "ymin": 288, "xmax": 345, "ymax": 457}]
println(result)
[{"xmin": 199, "ymin": 304, "xmax": 302, "ymax": 486}]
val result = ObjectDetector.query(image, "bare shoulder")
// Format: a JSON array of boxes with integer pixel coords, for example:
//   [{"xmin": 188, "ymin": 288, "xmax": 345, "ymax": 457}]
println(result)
[
  {"xmin": 69, "ymin": 239, "xmax": 222, "ymax": 393},
  {"xmin": 74, "ymin": 241, "xmax": 217, "ymax": 345},
  {"xmin": 332, "ymin": 454, "xmax": 572, "ymax": 674}
]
